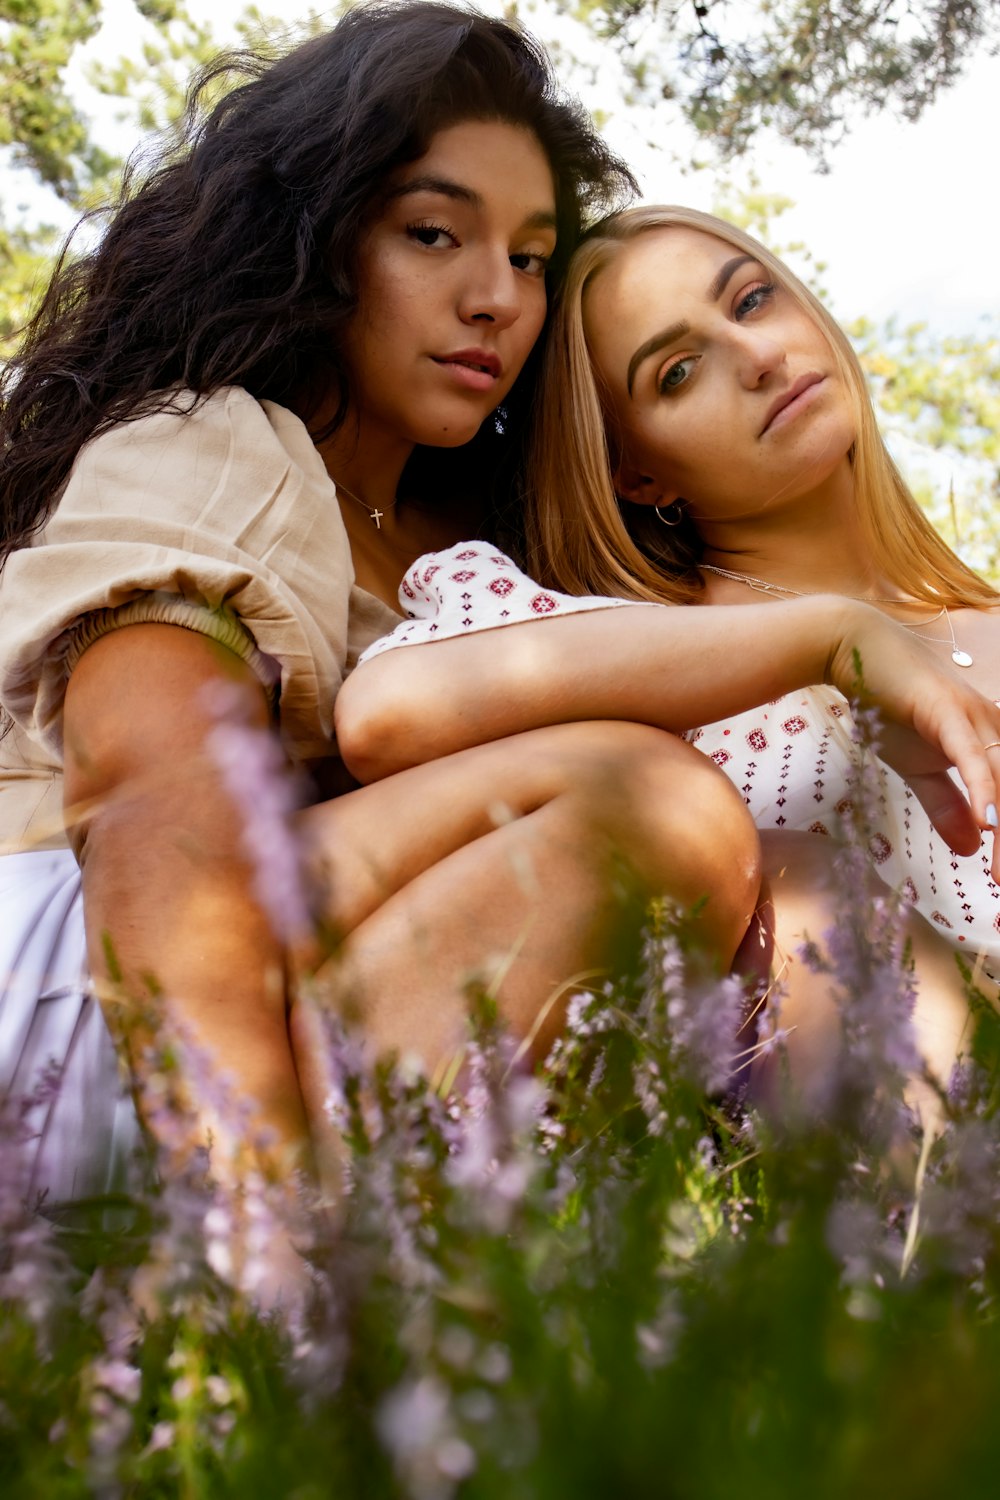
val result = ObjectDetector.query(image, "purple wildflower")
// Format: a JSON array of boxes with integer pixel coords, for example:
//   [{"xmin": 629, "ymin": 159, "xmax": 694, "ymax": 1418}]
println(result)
[
  {"xmin": 639, "ymin": 924, "xmax": 745, "ymax": 1094},
  {"xmin": 203, "ymin": 681, "xmax": 311, "ymax": 942},
  {"xmin": 377, "ymin": 1375, "xmax": 476, "ymax": 1500},
  {"xmin": 444, "ymin": 1042, "xmax": 545, "ymax": 1235},
  {"xmin": 0, "ymin": 1067, "xmax": 75, "ymax": 1349}
]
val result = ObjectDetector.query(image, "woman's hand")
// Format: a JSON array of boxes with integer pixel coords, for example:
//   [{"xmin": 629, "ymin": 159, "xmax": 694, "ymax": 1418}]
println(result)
[{"xmin": 827, "ymin": 600, "xmax": 1000, "ymax": 874}]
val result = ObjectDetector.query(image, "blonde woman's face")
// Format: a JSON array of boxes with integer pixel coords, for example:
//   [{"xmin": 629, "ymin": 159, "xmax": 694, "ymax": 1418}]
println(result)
[{"xmin": 582, "ymin": 226, "xmax": 857, "ymax": 523}]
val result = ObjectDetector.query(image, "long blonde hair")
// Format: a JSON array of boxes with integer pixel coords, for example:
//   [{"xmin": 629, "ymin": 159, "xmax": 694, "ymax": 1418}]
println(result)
[{"xmin": 526, "ymin": 204, "xmax": 997, "ymax": 608}]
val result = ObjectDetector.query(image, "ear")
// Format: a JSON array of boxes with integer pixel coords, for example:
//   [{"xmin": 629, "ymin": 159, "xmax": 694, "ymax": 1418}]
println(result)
[{"xmin": 613, "ymin": 460, "xmax": 679, "ymax": 509}]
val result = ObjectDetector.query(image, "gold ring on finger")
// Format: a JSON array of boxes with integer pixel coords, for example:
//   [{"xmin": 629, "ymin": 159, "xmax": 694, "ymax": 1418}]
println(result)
[{"xmin": 985, "ymin": 741, "xmax": 1000, "ymax": 753}]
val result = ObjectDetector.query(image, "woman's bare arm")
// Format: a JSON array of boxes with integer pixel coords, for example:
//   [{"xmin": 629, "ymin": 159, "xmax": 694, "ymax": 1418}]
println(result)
[
  {"xmin": 63, "ymin": 622, "xmax": 310, "ymax": 1174},
  {"xmin": 336, "ymin": 594, "xmax": 1000, "ymax": 869}
]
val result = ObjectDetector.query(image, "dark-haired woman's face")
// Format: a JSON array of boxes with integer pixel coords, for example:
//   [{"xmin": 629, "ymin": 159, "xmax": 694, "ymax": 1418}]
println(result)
[{"xmin": 341, "ymin": 119, "xmax": 557, "ymax": 461}]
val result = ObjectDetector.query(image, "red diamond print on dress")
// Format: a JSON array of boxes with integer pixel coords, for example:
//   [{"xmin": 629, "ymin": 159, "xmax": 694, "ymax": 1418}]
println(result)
[
  {"xmin": 530, "ymin": 593, "xmax": 559, "ymax": 614},
  {"xmin": 829, "ymin": 704, "xmax": 844, "ymax": 717},
  {"xmin": 931, "ymin": 911, "xmax": 953, "ymax": 929},
  {"xmin": 710, "ymin": 749, "xmax": 732, "ymax": 766},
  {"xmin": 401, "ymin": 580, "xmax": 415, "ymax": 599},
  {"xmin": 835, "ymin": 796, "xmax": 854, "ymax": 817},
  {"xmin": 782, "ymin": 716, "xmax": 808, "ymax": 735},
  {"xmin": 808, "ymin": 822, "xmax": 830, "ymax": 836},
  {"xmin": 994, "ymin": 913, "xmax": 1000, "ymax": 934},
  {"xmin": 746, "ymin": 728, "xmax": 768, "ymax": 751},
  {"xmin": 422, "ymin": 564, "xmax": 440, "ymax": 583},
  {"xmin": 488, "ymin": 577, "xmax": 516, "ymax": 597},
  {"xmin": 490, "ymin": 555, "xmax": 512, "ymax": 567},
  {"xmin": 455, "ymin": 549, "xmax": 480, "ymax": 560},
  {"xmin": 450, "ymin": 570, "xmax": 477, "ymax": 582},
  {"xmin": 902, "ymin": 878, "xmax": 919, "ymax": 904},
  {"xmin": 868, "ymin": 832, "xmax": 892, "ymax": 865}
]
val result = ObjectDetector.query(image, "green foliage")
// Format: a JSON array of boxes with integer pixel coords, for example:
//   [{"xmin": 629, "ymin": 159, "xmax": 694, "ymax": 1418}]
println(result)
[
  {"xmin": 590, "ymin": 0, "xmax": 1000, "ymax": 165},
  {"xmin": 851, "ymin": 315, "xmax": 1000, "ymax": 580},
  {"xmin": 853, "ymin": 315, "xmax": 1000, "ymax": 467},
  {"xmin": 0, "ymin": 0, "xmax": 104, "ymax": 198},
  {"xmin": 6, "ymin": 882, "xmax": 1000, "ymax": 1498},
  {"xmin": 82, "ymin": 2, "xmax": 329, "ymax": 144},
  {"xmin": 0, "ymin": 218, "xmax": 61, "ymax": 349},
  {"xmin": 0, "ymin": 0, "xmax": 331, "ymax": 357}
]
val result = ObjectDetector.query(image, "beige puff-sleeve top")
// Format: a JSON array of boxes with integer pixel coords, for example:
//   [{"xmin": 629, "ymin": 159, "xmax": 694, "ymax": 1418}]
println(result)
[{"xmin": 0, "ymin": 386, "xmax": 402, "ymax": 852}]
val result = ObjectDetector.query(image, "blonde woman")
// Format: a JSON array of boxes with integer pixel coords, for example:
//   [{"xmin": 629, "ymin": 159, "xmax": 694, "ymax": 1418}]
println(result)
[
  {"xmin": 338, "ymin": 207, "xmax": 1000, "ymax": 1101},
  {"xmin": 522, "ymin": 205, "xmax": 1000, "ymax": 987}
]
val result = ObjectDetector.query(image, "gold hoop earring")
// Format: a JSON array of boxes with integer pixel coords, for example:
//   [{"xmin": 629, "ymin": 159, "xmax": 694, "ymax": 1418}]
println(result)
[{"xmin": 655, "ymin": 501, "xmax": 685, "ymax": 528}]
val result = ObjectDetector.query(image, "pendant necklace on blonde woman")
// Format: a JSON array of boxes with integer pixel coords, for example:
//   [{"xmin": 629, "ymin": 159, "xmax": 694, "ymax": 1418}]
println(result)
[
  {"xmin": 700, "ymin": 562, "xmax": 976, "ymax": 668},
  {"xmin": 336, "ymin": 478, "xmax": 397, "ymax": 530}
]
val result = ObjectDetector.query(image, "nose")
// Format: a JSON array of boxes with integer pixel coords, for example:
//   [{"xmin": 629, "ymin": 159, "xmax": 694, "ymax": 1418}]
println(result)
[
  {"xmin": 457, "ymin": 248, "xmax": 522, "ymax": 330},
  {"xmin": 731, "ymin": 325, "xmax": 786, "ymax": 388}
]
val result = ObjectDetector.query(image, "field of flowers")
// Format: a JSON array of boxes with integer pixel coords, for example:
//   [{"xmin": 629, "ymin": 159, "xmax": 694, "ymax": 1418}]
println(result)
[{"xmin": 5, "ymin": 783, "xmax": 1000, "ymax": 1498}]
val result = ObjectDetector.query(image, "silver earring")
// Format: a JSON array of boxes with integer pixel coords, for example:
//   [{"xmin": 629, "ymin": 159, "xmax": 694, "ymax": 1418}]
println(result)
[{"xmin": 654, "ymin": 501, "xmax": 685, "ymax": 527}]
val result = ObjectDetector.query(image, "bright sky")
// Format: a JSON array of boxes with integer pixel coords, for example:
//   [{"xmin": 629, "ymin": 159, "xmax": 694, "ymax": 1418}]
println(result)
[
  {"xmin": 40, "ymin": 0, "xmax": 1000, "ymax": 338},
  {"xmin": 613, "ymin": 47, "xmax": 1000, "ymax": 336}
]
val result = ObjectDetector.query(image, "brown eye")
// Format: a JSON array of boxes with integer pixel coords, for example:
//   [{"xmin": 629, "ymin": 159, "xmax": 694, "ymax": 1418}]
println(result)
[{"xmin": 406, "ymin": 223, "xmax": 458, "ymax": 249}]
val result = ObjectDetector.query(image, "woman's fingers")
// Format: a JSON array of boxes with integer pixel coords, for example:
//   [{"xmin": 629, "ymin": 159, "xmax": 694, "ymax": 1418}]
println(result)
[
  {"xmin": 849, "ymin": 613, "xmax": 1000, "ymax": 873},
  {"xmin": 906, "ymin": 698, "xmax": 1000, "ymax": 878},
  {"xmin": 898, "ymin": 769, "xmax": 983, "ymax": 857},
  {"xmin": 926, "ymin": 701, "xmax": 1000, "ymax": 819}
]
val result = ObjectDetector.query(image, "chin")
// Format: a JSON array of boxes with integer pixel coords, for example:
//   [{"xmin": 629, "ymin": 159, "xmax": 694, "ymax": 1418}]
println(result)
[{"xmin": 419, "ymin": 416, "xmax": 493, "ymax": 450}]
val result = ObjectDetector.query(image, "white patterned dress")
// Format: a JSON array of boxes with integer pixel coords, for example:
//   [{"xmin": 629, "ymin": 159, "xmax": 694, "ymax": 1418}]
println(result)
[{"xmin": 361, "ymin": 543, "xmax": 1000, "ymax": 989}]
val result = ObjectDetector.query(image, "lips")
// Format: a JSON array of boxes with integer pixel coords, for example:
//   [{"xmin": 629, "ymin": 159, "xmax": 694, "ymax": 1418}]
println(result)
[
  {"xmin": 760, "ymin": 372, "xmax": 825, "ymax": 435},
  {"xmin": 432, "ymin": 348, "xmax": 502, "ymax": 379}
]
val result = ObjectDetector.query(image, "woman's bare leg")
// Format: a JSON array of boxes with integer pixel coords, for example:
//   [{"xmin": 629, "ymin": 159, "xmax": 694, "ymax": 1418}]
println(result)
[
  {"xmin": 748, "ymin": 830, "xmax": 972, "ymax": 1126},
  {"xmin": 292, "ymin": 721, "xmax": 760, "ymax": 1098}
]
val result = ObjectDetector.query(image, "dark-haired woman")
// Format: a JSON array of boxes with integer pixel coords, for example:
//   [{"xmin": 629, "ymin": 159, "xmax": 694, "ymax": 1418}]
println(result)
[{"xmin": 0, "ymin": 3, "xmax": 764, "ymax": 1205}]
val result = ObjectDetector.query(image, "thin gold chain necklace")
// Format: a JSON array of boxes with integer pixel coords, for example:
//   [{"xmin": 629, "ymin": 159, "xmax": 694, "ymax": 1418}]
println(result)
[
  {"xmin": 699, "ymin": 562, "xmax": 975, "ymax": 668},
  {"xmin": 335, "ymin": 479, "xmax": 397, "ymax": 530}
]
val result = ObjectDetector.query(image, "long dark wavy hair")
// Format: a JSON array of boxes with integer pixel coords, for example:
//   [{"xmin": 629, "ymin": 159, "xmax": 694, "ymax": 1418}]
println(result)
[{"xmin": 0, "ymin": 1, "xmax": 635, "ymax": 567}]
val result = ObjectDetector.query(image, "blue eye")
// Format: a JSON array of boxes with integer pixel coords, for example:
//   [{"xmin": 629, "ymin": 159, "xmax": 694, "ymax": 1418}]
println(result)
[
  {"xmin": 657, "ymin": 356, "xmax": 696, "ymax": 395},
  {"xmin": 735, "ymin": 282, "xmax": 776, "ymax": 318}
]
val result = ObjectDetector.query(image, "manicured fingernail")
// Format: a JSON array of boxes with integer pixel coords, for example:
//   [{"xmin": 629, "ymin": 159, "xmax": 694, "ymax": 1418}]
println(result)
[{"xmin": 988, "ymin": 803, "xmax": 998, "ymax": 829}]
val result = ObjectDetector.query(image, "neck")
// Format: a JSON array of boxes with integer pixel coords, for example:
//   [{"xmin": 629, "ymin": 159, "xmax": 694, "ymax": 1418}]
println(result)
[
  {"xmin": 318, "ymin": 420, "xmax": 412, "ymax": 525},
  {"xmin": 697, "ymin": 462, "xmax": 891, "ymax": 600},
  {"xmin": 311, "ymin": 404, "xmax": 489, "ymax": 611}
]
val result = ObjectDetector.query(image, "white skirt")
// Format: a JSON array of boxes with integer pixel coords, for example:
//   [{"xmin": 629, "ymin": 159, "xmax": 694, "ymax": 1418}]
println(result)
[{"xmin": 0, "ymin": 849, "xmax": 142, "ymax": 1207}]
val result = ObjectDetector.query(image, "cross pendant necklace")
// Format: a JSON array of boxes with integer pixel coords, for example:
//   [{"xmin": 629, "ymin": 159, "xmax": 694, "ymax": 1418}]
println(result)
[{"xmin": 335, "ymin": 479, "xmax": 395, "ymax": 529}]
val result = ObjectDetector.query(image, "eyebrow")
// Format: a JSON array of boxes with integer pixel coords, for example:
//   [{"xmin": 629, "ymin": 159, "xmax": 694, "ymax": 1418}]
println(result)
[
  {"xmin": 387, "ymin": 175, "xmax": 557, "ymax": 232},
  {"xmin": 625, "ymin": 252, "xmax": 760, "ymax": 397}
]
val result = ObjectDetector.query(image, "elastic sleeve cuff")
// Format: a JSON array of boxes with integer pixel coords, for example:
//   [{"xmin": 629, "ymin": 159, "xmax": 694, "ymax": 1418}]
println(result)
[{"xmin": 58, "ymin": 593, "xmax": 281, "ymax": 708}]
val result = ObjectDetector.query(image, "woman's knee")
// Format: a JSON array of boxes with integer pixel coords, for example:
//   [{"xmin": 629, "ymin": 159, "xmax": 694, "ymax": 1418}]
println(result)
[{"xmin": 547, "ymin": 722, "xmax": 761, "ymax": 942}]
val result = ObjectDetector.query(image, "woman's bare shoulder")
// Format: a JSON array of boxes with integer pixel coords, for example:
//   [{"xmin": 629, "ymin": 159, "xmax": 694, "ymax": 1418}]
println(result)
[{"xmin": 949, "ymin": 605, "xmax": 1000, "ymax": 698}]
